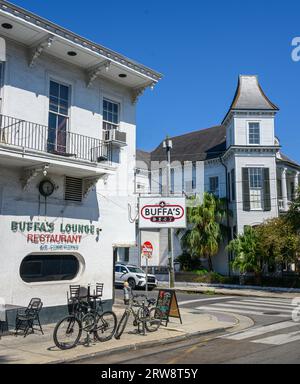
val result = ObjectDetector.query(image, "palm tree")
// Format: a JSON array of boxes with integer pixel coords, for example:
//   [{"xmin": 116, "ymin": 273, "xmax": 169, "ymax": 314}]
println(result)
[
  {"xmin": 227, "ymin": 226, "xmax": 262, "ymax": 283},
  {"xmin": 179, "ymin": 193, "xmax": 227, "ymax": 272}
]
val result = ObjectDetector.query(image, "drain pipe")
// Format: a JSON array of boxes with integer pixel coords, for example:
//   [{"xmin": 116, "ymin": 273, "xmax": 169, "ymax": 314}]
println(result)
[{"xmin": 219, "ymin": 155, "xmax": 231, "ymax": 277}]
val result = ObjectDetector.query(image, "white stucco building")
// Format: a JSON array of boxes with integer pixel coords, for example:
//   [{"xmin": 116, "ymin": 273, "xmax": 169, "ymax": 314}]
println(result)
[
  {"xmin": 0, "ymin": 1, "xmax": 161, "ymax": 322},
  {"xmin": 133, "ymin": 75, "xmax": 300, "ymax": 275}
]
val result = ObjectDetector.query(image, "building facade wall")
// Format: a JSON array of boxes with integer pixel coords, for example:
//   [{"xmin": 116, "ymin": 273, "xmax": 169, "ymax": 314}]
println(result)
[{"xmin": 0, "ymin": 39, "xmax": 137, "ymax": 313}]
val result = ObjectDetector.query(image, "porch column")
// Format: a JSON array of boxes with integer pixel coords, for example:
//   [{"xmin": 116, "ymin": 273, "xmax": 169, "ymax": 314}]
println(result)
[
  {"xmin": 281, "ymin": 168, "xmax": 288, "ymax": 211},
  {"xmin": 294, "ymin": 171, "xmax": 299, "ymax": 199}
]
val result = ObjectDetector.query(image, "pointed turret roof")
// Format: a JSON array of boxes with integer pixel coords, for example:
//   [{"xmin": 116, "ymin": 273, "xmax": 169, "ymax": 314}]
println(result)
[{"xmin": 223, "ymin": 75, "xmax": 279, "ymax": 123}]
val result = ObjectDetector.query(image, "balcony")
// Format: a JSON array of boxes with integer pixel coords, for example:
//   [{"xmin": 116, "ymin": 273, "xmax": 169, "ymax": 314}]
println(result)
[
  {"xmin": 103, "ymin": 122, "xmax": 127, "ymax": 147},
  {"xmin": 0, "ymin": 114, "xmax": 112, "ymax": 164}
]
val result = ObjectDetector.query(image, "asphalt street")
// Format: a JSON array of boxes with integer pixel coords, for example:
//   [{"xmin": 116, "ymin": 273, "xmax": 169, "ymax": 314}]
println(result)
[{"xmin": 77, "ymin": 289, "xmax": 300, "ymax": 364}]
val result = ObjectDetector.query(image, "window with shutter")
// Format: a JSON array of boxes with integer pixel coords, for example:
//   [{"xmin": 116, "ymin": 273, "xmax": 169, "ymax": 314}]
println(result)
[
  {"xmin": 263, "ymin": 168, "xmax": 271, "ymax": 211},
  {"xmin": 231, "ymin": 169, "xmax": 236, "ymax": 201},
  {"xmin": 242, "ymin": 168, "xmax": 250, "ymax": 211},
  {"xmin": 249, "ymin": 168, "xmax": 263, "ymax": 210}
]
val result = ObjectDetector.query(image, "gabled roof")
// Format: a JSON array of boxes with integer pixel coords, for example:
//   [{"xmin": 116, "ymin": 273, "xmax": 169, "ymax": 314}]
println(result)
[
  {"xmin": 150, "ymin": 125, "xmax": 227, "ymax": 163},
  {"xmin": 223, "ymin": 75, "xmax": 279, "ymax": 123}
]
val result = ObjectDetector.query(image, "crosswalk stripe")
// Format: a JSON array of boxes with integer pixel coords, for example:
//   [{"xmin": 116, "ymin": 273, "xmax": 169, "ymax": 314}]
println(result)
[
  {"xmin": 239, "ymin": 299, "xmax": 294, "ymax": 308},
  {"xmin": 223, "ymin": 321, "xmax": 296, "ymax": 340},
  {"xmin": 208, "ymin": 303, "xmax": 292, "ymax": 314},
  {"xmin": 195, "ymin": 306, "xmax": 288, "ymax": 318},
  {"xmin": 252, "ymin": 330, "xmax": 300, "ymax": 345},
  {"xmin": 178, "ymin": 296, "xmax": 235, "ymax": 306},
  {"xmin": 226, "ymin": 301, "xmax": 293, "ymax": 313},
  {"xmin": 247, "ymin": 298, "xmax": 293, "ymax": 305}
]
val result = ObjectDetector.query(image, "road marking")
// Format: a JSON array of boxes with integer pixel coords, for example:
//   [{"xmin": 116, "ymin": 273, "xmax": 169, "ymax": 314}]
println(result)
[
  {"xmin": 239, "ymin": 299, "xmax": 294, "ymax": 308},
  {"xmin": 248, "ymin": 298, "xmax": 293, "ymax": 305},
  {"xmin": 178, "ymin": 296, "xmax": 235, "ymax": 306},
  {"xmin": 252, "ymin": 330, "xmax": 300, "ymax": 345},
  {"xmin": 208, "ymin": 303, "xmax": 292, "ymax": 314},
  {"xmin": 225, "ymin": 302, "xmax": 292, "ymax": 313},
  {"xmin": 223, "ymin": 321, "xmax": 296, "ymax": 340},
  {"xmin": 196, "ymin": 306, "xmax": 288, "ymax": 317}
]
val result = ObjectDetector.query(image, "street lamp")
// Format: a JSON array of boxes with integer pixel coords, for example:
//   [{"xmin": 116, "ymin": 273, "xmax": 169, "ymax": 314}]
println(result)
[{"xmin": 163, "ymin": 136, "xmax": 175, "ymax": 289}]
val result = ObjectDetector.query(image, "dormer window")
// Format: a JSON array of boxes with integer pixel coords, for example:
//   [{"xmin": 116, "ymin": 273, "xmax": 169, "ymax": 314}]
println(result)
[{"xmin": 249, "ymin": 122, "xmax": 260, "ymax": 145}]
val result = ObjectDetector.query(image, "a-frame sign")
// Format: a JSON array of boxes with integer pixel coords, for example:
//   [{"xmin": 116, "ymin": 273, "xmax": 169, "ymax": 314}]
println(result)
[{"xmin": 156, "ymin": 289, "xmax": 182, "ymax": 327}]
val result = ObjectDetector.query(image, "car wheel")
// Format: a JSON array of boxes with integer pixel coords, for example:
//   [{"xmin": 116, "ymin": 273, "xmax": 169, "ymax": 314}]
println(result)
[{"xmin": 128, "ymin": 278, "xmax": 136, "ymax": 290}]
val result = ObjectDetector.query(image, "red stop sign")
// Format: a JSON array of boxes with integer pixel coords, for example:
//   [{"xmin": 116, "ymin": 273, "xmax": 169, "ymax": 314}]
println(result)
[{"xmin": 142, "ymin": 241, "xmax": 153, "ymax": 258}]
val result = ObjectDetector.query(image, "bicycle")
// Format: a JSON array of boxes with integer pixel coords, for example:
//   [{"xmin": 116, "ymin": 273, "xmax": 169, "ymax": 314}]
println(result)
[
  {"xmin": 53, "ymin": 287, "xmax": 117, "ymax": 350},
  {"xmin": 114, "ymin": 294, "xmax": 162, "ymax": 340}
]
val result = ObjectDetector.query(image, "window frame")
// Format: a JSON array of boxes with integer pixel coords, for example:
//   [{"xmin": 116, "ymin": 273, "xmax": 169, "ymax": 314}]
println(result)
[
  {"xmin": 102, "ymin": 98, "xmax": 120, "ymax": 130},
  {"xmin": 170, "ymin": 168, "xmax": 175, "ymax": 194},
  {"xmin": 192, "ymin": 162, "xmax": 197, "ymax": 190},
  {"xmin": 249, "ymin": 167, "xmax": 264, "ymax": 211},
  {"xmin": 248, "ymin": 122, "xmax": 261, "ymax": 145},
  {"xmin": 159, "ymin": 168, "xmax": 163, "ymax": 194},
  {"xmin": 209, "ymin": 176, "xmax": 220, "ymax": 197},
  {"xmin": 48, "ymin": 79, "xmax": 71, "ymax": 154}
]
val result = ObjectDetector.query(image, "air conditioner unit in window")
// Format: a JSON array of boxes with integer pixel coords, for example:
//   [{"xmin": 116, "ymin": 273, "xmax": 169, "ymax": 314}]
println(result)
[{"xmin": 103, "ymin": 129, "xmax": 127, "ymax": 146}]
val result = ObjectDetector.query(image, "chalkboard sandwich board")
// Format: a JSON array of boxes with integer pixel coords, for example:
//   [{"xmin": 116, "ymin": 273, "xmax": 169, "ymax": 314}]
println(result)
[{"xmin": 156, "ymin": 289, "xmax": 182, "ymax": 327}]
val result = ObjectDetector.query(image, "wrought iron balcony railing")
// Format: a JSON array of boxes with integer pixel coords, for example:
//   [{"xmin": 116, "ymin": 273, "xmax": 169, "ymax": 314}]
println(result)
[{"xmin": 0, "ymin": 114, "xmax": 111, "ymax": 163}]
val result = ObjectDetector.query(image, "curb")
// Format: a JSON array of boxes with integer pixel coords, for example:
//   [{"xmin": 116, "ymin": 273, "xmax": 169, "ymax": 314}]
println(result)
[
  {"xmin": 48, "ymin": 324, "xmax": 235, "ymax": 365},
  {"xmin": 158, "ymin": 281, "xmax": 300, "ymax": 294},
  {"xmin": 157, "ymin": 284, "xmax": 300, "ymax": 299}
]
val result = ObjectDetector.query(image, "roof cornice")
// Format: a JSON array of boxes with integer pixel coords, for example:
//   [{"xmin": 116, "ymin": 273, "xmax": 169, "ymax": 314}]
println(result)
[{"xmin": 0, "ymin": 0, "xmax": 162, "ymax": 82}]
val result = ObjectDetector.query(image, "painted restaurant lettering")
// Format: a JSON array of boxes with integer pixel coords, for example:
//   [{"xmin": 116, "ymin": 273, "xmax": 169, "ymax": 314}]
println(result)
[
  {"xmin": 11, "ymin": 221, "xmax": 96, "ymax": 235},
  {"xmin": 10, "ymin": 221, "xmax": 102, "ymax": 248},
  {"xmin": 27, "ymin": 233, "xmax": 82, "ymax": 244}
]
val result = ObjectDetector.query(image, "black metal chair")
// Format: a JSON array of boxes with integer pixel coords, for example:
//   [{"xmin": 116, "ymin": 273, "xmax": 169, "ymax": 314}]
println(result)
[
  {"xmin": 15, "ymin": 298, "xmax": 44, "ymax": 338},
  {"xmin": 96, "ymin": 283, "xmax": 104, "ymax": 298},
  {"xmin": 95, "ymin": 283, "xmax": 104, "ymax": 312},
  {"xmin": 67, "ymin": 285, "xmax": 81, "ymax": 315}
]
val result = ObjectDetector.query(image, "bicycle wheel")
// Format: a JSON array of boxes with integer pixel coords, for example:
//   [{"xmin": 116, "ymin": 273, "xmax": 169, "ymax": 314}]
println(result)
[
  {"xmin": 53, "ymin": 316, "xmax": 82, "ymax": 350},
  {"xmin": 145, "ymin": 307, "xmax": 162, "ymax": 332},
  {"xmin": 95, "ymin": 311, "xmax": 117, "ymax": 342},
  {"xmin": 114, "ymin": 311, "xmax": 129, "ymax": 340},
  {"xmin": 81, "ymin": 313, "xmax": 96, "ymax": 333}
]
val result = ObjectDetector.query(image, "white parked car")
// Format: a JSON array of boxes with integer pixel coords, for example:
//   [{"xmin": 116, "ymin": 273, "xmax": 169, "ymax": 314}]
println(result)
[{"xmin": 115, "ymin": 263, "xmax": 158, "ymax": 290}]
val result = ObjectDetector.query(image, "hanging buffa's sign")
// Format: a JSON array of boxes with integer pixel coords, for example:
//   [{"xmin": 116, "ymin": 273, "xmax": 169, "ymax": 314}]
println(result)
[
  {"xmin": 139, "ymin": 198, "xmax": 186, "ymax": 229},
  {"xmin": 10, "ymin": 221, "xmax": 102, "ymax": 251}
]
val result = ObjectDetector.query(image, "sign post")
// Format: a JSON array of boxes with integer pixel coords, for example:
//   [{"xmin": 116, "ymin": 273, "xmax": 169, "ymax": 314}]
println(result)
[{"xmin": 141, "ymin": 241, "xmax": 153, "ymax": 294}]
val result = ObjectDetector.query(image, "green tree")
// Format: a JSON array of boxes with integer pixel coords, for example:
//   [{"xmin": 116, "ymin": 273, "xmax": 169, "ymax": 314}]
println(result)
[
  {"xmin": 227, "ymin": 226, "xmax": 262, "ymax": 281},
  {"xmin": 256, "ymin": 217, "xmax": 300, "ymax": 271},
  {"xmin": 285, "ymin": 187, "xmax": 300, "ymax": 233},
  {"xmin": 180, "ymin": 193, "xmax": 226, "ymax": 272}
]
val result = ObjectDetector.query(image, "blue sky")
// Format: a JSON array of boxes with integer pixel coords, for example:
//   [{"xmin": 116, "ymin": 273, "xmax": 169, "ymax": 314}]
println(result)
[{"xmin": 10, "ymin": 0, "xmax": 300, "ymax": 162}]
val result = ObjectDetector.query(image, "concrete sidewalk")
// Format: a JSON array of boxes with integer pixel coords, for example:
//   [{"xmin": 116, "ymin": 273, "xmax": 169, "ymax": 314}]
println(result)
[
  {"xmin": 0, "ymin": 305, "xmax": 241, "ymax": 364},
  {"xmin": 158, "ymin": 282, "xmax": 300, "ymax": 299}
]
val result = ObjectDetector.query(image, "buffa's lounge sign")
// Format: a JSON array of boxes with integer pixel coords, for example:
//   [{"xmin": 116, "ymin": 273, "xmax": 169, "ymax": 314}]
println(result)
[{"xmin": 11, "ymin": 221, "xmax": 101, "ymax": 250}]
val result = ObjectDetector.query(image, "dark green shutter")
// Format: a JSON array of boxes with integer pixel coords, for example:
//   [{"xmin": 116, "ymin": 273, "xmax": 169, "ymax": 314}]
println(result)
[
  {"xmin": 264, "ymin": 168, "xmax": 271, "ymax": 211},
  {"xmin": 242, "ymin": 168, "xmax": 250, "ymax": 211},
  {"xmin": 231, "ymin": 169, "xmax": 236, "ymax": 201},
  {"xmin": 228, "ymin": 172, "xmax": 231, "ymax": 202}
]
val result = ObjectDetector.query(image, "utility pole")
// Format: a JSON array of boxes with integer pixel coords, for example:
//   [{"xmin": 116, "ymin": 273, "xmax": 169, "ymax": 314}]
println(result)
[{"xmin": 163, "ymin": 136, "xmax": 175, "ymax": 289}]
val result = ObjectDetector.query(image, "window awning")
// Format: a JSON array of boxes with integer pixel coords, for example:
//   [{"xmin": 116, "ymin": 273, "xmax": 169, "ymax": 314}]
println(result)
[{"xmin": 0, "ymin": 37, "xmax": 6, "ymax": 61}]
